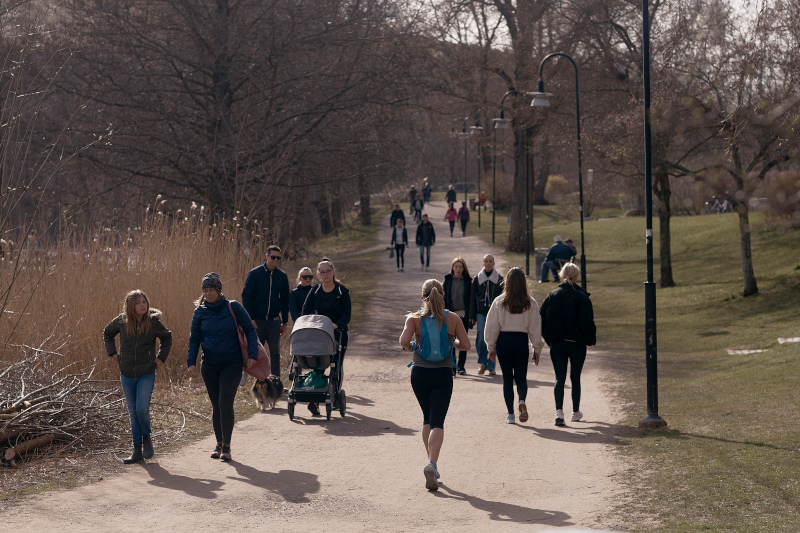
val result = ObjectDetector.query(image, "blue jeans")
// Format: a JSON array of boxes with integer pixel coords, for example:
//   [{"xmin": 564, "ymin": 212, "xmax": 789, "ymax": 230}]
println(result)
[
  {"xmin": 541, "ymin": 259, "xmax": 559, "ymax": 282},
  {"xmin": 120, "ymin": 373, "xmax": 155, "ymax": 446},
  {"xmin": 475, "ymin": 313, "xmax": 495, "ymax": 371},
  {"xmin": 419, "ymin": 244, "xmax": 431, "ymax": 267}
]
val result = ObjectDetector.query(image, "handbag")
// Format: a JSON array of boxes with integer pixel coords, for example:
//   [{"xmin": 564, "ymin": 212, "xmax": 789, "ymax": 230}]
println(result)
[
  {"xmin": 389, "ymin": 247, "xmax": 395, "ymax": 259},
  {"xmin": 228, "ymin": 302, "xmax": 271, "ymax": 381}
]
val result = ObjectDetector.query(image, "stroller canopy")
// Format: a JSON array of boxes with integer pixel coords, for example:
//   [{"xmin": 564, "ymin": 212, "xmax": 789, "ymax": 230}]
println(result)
[{"xmin": 290, "ymin": 314, "xmax": 337, "ymax": 356}]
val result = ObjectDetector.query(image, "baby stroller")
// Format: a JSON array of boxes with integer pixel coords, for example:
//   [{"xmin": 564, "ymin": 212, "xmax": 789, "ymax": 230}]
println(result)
[{"xmin": 287, "ymin": 314, "xmax": 346, "ymax": 420}]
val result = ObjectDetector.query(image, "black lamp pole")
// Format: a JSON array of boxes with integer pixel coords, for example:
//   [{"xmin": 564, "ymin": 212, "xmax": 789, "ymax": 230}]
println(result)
[
  {"xmin": 476, "ymin": 142, "xmax": 481, "ymax": 228},
  {"xmin": 536, "ymin": 52, "xmax": 587, "ymax": 290},
  {"xmin": 640, "ymin": 0, "xmax": 666, "ymax": 430},
  {"xmin": 492, "ymin": 90, "xmax": 524, "ymax": 246}
]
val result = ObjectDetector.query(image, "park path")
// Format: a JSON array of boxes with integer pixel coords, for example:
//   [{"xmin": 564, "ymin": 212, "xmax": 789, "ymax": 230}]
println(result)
[{"xmin": 2, "ymin": 200, "xmax": 625, "ymax": 532}]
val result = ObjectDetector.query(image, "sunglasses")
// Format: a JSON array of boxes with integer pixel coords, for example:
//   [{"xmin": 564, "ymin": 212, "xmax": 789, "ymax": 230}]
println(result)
[
  {"xmin": 269, "ymin": 255, "xmax": 281, "ymax": 260},
  {"xmin": 300, "ymin": 275, "xmax": 313, "ymax": 280}
]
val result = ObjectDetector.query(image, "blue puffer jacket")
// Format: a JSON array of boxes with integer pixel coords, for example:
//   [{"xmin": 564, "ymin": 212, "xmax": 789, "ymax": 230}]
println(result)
[{"xmin": 187, "ymin": 296, "xmax": 258, "ymax": 367}]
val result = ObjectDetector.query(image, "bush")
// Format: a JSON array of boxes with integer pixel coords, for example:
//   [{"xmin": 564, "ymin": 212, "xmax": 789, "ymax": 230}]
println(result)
[
  {"xmin": 544, "ymin": 175, "xmax": 571, "ymax": 203},
  {"xmin": 765, "ymin": 171, "xmax": 800, "ymax": 229}
]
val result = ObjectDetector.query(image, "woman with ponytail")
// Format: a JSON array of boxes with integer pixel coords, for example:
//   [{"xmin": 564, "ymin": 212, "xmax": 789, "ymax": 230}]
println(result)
[{"xmin": 400, "ymin": 279, "xmax": 470, "ymax": 491}]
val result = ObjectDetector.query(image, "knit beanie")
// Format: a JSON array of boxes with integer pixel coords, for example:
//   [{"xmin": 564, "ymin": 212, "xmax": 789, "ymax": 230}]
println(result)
[{"xmin": 201, "ymin": 272, "xmax": 222, "ymax": 292}]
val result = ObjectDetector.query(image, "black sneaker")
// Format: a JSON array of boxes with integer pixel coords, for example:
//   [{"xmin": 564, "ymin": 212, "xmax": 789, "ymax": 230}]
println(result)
[
  {"xmin": 308, "ymin": 403, "xmax": 320, "ymax": 416},
  {"xmin": 210, "ymin": 443, "xmax": 222, "ymax": 459}
]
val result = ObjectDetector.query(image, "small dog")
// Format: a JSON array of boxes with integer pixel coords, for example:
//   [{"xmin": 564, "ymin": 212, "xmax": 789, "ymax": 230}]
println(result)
[{"xmin": 250, "ymin": 375, "xmax": 284, "ymax": 411}]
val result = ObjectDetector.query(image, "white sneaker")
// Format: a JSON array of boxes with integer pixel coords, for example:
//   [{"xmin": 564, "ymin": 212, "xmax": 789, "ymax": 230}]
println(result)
[
  {"xmin": 425, "ymin": 265, "xmax": 429, "ymax": 271},
  {"xmin": 571, "ymin": 411, "xmax": 583, "ymax": 422},
  {"xmin": 505, "ymin": 413, "xmax": 515, "ymax": 424},
  {"xmin": 555, "ymin": 409, "xmax": 565, "ymax": 426},
  {"xmin": 400, "ymin": 267, "xmax": 404, "ymax": 272}
]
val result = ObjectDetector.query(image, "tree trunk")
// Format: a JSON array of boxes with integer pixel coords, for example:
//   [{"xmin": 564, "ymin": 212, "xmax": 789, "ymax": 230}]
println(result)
[
  {"xmin": 508, "ymin": 127, "xmax": 530, "ymax": 252},
  {"xmin": 358, "ymin": 174, "xmax": 371, "ymax": 225},
  {"xmin": 210, "ymin": 0, "xmax": 234, "ymax": 211},
  {"xmin": 737, "ymin": 204, "xmax": 758, "ymax": 296},
  {"xmin": 654, "ymin": 168, "xmax": 675, "ymax": 287},
  {"xmin": 533, "ymin": 133, "xmax": 549, "ymax": 204}
]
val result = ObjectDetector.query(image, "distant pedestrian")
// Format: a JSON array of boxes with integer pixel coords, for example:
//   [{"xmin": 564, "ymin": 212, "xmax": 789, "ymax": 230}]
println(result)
[
  {"xmin": 409, "ymin": 186, "xmax": 418, "ymax": 214},
  {"xmin": 289, "ymin": 267, "xmax": 315, "ymax": 322},
  {"xmin": 391, "ymin": 218, "xmax": 408, "ymax": 272},
  {"xmin": 443, "ymin": 257, "xmax": 472, "ymax": 375},
  {"xmin": 422, "ymin": 177, "xmax": 432, "ymax": 203},
  {"xmin": 400, "ymin": 279, "xmax": 471, "ymax": 491},
  {"xmin": 479, "ymin": 191, "xmax": 487, "ymax": 210},
  {"xmin": 413, "ymin": 194, "xmax": 424, "ymax": 223},
  {"xmin": 242, "ymin": 245, "xmax": 290, "ymax": 376},
  {"xmin": 104, "ymin": 290, "xmax": 172, "ymax": 463},
  {"xmin": 444, "ymin": 203, "xmax": 458, "ymax": 237},
  {"xmin": 540, "ymin": 235, "xmax": 576, "ymax": 283},
  {"xmin": 484, "ymin": 267, "xmax": 544, "ymax": 424},
  {"xmin": 457, "ymin": 202, "xmax": 470, "ymax": 236},
  {"xmin": 445, "ymin": 184, "xmax": 457, "ymax": 205},
  {"xmin": 416, "ymin": 214, "xmax": 436, "ymax": 271},
  {"xmin": 390, "ymin": 204, "xmax": 406, "ymax": 228},
  {"xmin": 469, "ymin": 255, "xmax": 503, "ymax": 375},
  {"xmin": 540, "ymin": 263, "xmax": 596, "ymax": 426}
]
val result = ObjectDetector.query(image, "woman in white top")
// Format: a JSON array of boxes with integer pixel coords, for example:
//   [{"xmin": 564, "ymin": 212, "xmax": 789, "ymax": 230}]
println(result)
[
  {"xmin": 484, "ymin": 267, "xmax": 544, "ymax": 424},
  {"xmin": 391, "ymin": 218, "xmax": 408, "ymax": 272}
]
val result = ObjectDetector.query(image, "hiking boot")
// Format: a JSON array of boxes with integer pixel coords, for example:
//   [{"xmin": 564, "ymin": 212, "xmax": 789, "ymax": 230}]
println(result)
[
  {"xmin": 210, "ymin": 443, "xmax": 222, "ymax": 459},
  {"xmin": 555, "ymin": 409, "xmax": 565, "ymax": 426},
  {"xmin": 142, "ymin": 435, "xmax": 154, "ymax": 459},
  {"xmin": 518, "ymin": 403, "xmax": 529, "ymax": 423},
  {"xmin": 423, "ymin": 462, "xmax": 439, "ymax": 491},
  {"xmin": 123, "ymin": 445, "xmax": 143, "ymax": 464},
  {"xmin": 571, "ymin": 411, "xmax": 583, "ymax": 422},
  {"xmin": 505, "ymin": 413, "xmax": 515, "ymax": 424},
  {"xmin": 220, "ymin": 444, "xmax": 231, "ymax": 462},
  {"xmin": 478, "ymin": 364, "xmax": 487, "ymax": 375}
]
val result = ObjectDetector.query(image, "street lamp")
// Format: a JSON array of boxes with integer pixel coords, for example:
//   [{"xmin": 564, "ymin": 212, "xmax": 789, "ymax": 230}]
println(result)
[
  {"xmin": 531, "ymin": 52, "xmax": 587, "ymax": 291},
  {"xmin": 450, "ymin": 116, "xmax": 481, "ymax": 208},
  {"xmin": 470, "ymin": 123, "xmax": 484, "ymax": 228}
]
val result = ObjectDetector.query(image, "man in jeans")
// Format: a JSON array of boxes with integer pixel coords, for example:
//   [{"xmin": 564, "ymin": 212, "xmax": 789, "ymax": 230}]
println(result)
[
  {"xmin": 540, "ymin": 235, "xmax": 577, "ymax": 283},
  {"xmin": 242, "ymin": 245, "xmax": 290, "ymax": 376},
  {"xmin": 415, "ymin": 214, "xmax": 435, "ymax": 271},
  {"xmin": 470, "ymin": 254, "xmax": 504, "ymax": 375}
]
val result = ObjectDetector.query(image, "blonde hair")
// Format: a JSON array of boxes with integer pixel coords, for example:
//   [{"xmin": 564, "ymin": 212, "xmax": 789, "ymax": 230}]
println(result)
[
  {"xmin": 559, "ymin": 263, "xmax": 580, "ymax": 286},
  {"xmin": 123, "ymin": 290, "xmax": 153, "ymax": 337},
  {"xmin": 408, "ymin": 279, "xmax": 446, "ymax": 326},
  {"xmin": 297, "ymin": 267, "xmax": 313, "ymax": 282}
]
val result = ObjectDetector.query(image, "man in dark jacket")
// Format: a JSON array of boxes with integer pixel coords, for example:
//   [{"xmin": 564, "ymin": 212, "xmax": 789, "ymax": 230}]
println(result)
[
  {"xmin": 242, "ymin": 245, "xmax": 290, "ymax": 376},
  {"xmin": 390, "ymin": 204, "xmax": 406, "ymax": 228},
  {"xmin": 540, "ymin": 235, "xmax": 577, "ymax": 283},
  {"xmin": 469, "ymin": 254, "xmax": 503, "ymax": 375},
  {"xmin": 415, "ymin": 214, "xmax": 435, "ymax": 271}
]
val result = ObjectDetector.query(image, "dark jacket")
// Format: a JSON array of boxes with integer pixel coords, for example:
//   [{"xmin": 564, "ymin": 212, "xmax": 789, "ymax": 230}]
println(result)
[
  {"xmin": 302, "ymin": 283, "xmax": 351, "ymax": 331},
  {"xmin": 446, "ymin": 189, "xmax": 457, "ymax": 204},
  {"xmin": 415, "ymin": 222, "xmax": 435, "ymax": 246},
  {"xmin": 390, "ymin": 209, "xmax": 406, "ymax": 228},
  {"xmin": 469, "ymin": 270, "xmax": 503, "ymax": 319},
  {"xmin": 539, "ymin": 282, "xmax": 596, "ymax": 347},
  {"xmin": 545, "ymin": 241, "xmax": 577, "ymax": 262},
  {"xmin": 242, "ymin": 263, "xmax": 290, "ymax": 323},
  {"xmin": 391, "ymin": 227, "xmax": 408, "ymax": 246},
  {"xmin": 103, "ymin": 309, "xmax": 172, "ymax": 378},
  {"xmin": 289, "ymin": 284, "xmax": 312, "ymax": 322},
  {"xmin": 444, "ymin": 273, "xmax": 472, "ymax": 325},
  {"xmin": 458, "ymin": 206, "xmax": 470, "ymax": 221},
  {"xmin": 187, "ymin": 297, "xmax": 258, "ymax": 367}
]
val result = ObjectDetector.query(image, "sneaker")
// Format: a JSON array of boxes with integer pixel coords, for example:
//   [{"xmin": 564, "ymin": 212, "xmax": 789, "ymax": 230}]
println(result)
[
  {"xmin": 571, "ymin": 411, "xmax": 583, "ymax": 422},
  {"xmin": 220, "ymin": 444, "xmax": 231, "ymax": 462},
  {"xmin": 488, "ymin": 370, "xmax": 496, "ymax": 375},
  {"xmin": 477, "ymin": 364, "xmax": 487, "ymax": 375},
  {"xmin": 420, "ymin": 265, "xmax": 424, "ymax": 271},
  {"xmin": 425, "ymin": 265, "xmax": 429, "ymax": 271},
  {"xmin": 210, "ymin": 443, "xmax": 222, "ymax": 459},
  {"xmin": 308, "ymin": 403, "xmax": 320, "ymax": 416},
  {"xmin": 505, "ymin": 413, "xmax": 515, "ymax": 424},
  {"xmin": 555, "ymin": 409, "xmax": 565, "ymax": 426},
  {"xmin": 397, "ymin": 268, "xmax": 400, "ymax": 272},
  {"xmin": 518, "ymin": 403, "xmax": 528, "ymax": 423},
  {"xmin": 458, "ymin": 370, "xmax": 466, "ymax": 376},
  {"xmin": 401, "ymin": 267, "xmax": 404, "ymax": 272},
  {"xmin": 423, "ymin": 462, "xmax": 439, "ymax": 491}
]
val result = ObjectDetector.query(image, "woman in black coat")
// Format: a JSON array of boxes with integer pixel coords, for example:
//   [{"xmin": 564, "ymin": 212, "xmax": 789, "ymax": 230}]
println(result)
[
  {"xmin": 539, "ymin": 263, "xmax": 596, "ymax": 427},
  {"xmin": 443, "ymin": 257, "xmax": 473, "ymax": 375}
]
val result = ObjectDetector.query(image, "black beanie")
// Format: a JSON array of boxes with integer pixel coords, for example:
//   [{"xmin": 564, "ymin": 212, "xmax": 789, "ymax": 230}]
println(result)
[{"xmin": 201, "ymin": 272, "xmax": 222, "ymax": 292}]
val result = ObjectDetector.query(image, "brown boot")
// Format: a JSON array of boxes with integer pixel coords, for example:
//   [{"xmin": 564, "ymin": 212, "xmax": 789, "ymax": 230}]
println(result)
[{"xmin": 478, "ymin": 364, "xmax": 487, "ymax": 375}]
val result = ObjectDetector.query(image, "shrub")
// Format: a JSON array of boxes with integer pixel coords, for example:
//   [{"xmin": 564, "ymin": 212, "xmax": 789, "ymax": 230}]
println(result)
[
  {"xmin": 765, "ymin": 172, "xmax": 800, "ymax": 229},
  {"xmin": 544, "ymin": 174, "xmax": 571, "ymax": 204}
]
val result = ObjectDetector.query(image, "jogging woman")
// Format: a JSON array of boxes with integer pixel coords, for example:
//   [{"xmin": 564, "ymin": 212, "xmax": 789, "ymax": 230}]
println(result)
[
  {"xmin": 484, "ymin": 267, "xmax": 544, "ymax": 424},
  {"xmin": 400, "ymin": 279, "xmax": 470, "ymax": 491},
  {"xmin": 443, "ymin": 257, "xmax": 472, "ymax": 375},
  {"xmin": 539, "ymin": 263, "xmax": 596, "ymax": 426},
  {"xmin": 289, "ymin": 267, "xmax": 314, "ymax": 322},
  {"xmin": 391, "ymin": 218, "xmax": 408, "ymax": 272},
  {"xmin": 187, "ymin": 273, "xmax": 258, "ymax": 461},
  {"xmin": 104, "ymin": 290, "xmax": 172, "ymax": 463}
]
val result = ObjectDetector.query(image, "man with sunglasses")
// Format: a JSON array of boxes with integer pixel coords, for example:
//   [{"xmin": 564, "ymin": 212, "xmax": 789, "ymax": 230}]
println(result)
[{"xmin": 243, "ymin": 245, "xmax": 290, "ymax": 376}]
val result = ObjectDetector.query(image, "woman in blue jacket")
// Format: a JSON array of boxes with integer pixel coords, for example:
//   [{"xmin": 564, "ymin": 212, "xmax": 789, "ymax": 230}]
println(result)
[{"xmin": 187, "ymin": 273, "xmax": 257, "ymax": 462}]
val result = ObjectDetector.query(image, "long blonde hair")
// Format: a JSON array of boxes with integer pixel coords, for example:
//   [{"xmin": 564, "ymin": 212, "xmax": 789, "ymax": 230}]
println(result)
[
  {"xmin": 408, "ymin": 279, "xmax": 446, "ymax": 326},
  {"xmin": 123, "ymin": 290, "xmax": 153, "ymax": 336}
]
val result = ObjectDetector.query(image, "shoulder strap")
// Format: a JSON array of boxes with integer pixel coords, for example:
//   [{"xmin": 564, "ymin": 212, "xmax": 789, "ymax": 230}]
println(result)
[{"xmin": 228, "ymin": 302, "xmax": 240, "ymax": 328}]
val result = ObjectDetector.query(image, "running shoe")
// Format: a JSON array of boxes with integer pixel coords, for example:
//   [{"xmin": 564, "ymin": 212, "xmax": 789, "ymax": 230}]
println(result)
[
  {"xmin": 424, "ymin": 462, "xmax": 439, "ymax": 491},
  {"xmin": 518, "ymin": 403, "xmax": 529, "ymax": 423},
  {"xmin": 505, "ymin": 413, "xmax": 515, "ymax": 424},
  {"xmin": 220, "ymin": 445, "xmax": 231, "ymax": 462},
  {"xmin": 210, "ymin": 443, "xmax": 222, "ymax": 459},
  {"xmin": 458, "ymin": 370, "xmax": 466, "ymax": 375},
  {"xmin": 571, "ymin": 411, "xmax": 583, "ymax": 422},
  {"xmin": 555, "ymin": 409, "xmax": 565, "ymax": 426}
]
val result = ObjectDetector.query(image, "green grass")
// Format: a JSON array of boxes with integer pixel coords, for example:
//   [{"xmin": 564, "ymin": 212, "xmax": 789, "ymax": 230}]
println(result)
[{"xmin": 473, "ymin": 204, "xmax": 800, "ymax": 532}]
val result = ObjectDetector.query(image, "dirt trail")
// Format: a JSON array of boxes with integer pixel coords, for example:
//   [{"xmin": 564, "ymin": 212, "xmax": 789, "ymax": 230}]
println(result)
[{"xmin": 2, "ymin": 201, "xmax": 625, "ymax": 532}]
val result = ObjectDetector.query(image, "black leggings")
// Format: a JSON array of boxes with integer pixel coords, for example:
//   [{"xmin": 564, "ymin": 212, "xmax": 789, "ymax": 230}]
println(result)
[
  {"xmin": 448, "ymin": 221, "xmax": 455, "ymax": 235},
  {"xmin": 460, "ymin": 219, "xmax": 468, "ymax": 233},
  {"xmin": 453, "ymin": 316, "xmax": 470, "ymax": 371},
  {"xmin": 550, "ymin": 341, "xmax": 587, "ymax": 411},
  {"xmin": 496, "ymin": 331, "xmax": 530, "ymax": 414},
  {"xmin": 411, "ymin": 366, "xmax": 453, "ymax": 429},
  {"xmin": 201, "ymin": 361, "xmax": 241, "ymax": 445},
  {"xmin": 395, "ymin": 244, "xmax": 405, "ymax": 268}
]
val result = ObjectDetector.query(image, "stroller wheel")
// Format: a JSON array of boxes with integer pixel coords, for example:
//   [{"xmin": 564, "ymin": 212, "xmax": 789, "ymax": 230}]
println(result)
[
  {"xmin": 338, "ymin": 389, "xmax": 346, "ymax": 418},
  {"xmin": 288, "ymin": 402, "xmax": 295, "ymax": 421}
]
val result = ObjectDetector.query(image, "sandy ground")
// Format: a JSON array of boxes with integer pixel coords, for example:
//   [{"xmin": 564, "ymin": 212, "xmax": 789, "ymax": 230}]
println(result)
[{"xmin": 1, "ymin": 201, "xmax": 625, "ymax": 532}]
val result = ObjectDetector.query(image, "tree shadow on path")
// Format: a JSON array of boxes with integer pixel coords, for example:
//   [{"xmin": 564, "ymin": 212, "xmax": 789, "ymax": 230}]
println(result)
[
  {"xmin": 516, "ymin": 421, "xmax": 626, "ymax": 445},
  {"xmin": 227, "ymin": 461, "xmax": 320, "ymax": 503},
  {"xmin": 434, "ymin": 485, "xmax": 574, "ymax": 526},
  {"xmin": 143, "ymin": 463, "xmax": 225, "ymax": 499}
]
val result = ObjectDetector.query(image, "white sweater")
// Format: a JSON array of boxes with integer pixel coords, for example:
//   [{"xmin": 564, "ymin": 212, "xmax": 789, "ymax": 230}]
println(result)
[{"xmin": 483, "ymin": 296, "xmax": 544, "ymax": 354}]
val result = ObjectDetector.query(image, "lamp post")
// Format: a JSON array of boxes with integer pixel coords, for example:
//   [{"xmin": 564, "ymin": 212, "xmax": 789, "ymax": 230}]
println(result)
[
  {"xmin": 450, "ymin": 116, "xmax": 482, "ymax": 210},
  {"xmin": 469, "ymin": 123, "xmax": 484, "ymax": 228},
  {"xmin": 492, "ymin": 91, "xmax": 524, "ymax": 245},
  {"xmin": 639, "ymin": 0, "xmax": 666, "ymax": 430},
  {"xmin": 530, "ymin": 52, "xmax": 587, "ymax": 290}
]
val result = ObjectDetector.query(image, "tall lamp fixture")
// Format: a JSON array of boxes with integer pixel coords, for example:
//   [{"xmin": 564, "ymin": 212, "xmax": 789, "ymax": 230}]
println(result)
[
  {"xmin": 492, "ymin": 90, "xmax": 524, "ymax": 245},
  {"xmin": 470, "ymin": 122, "xmax": 484, "ymax": 228},
  {"xmin": 530, "ymin": 52, "xmax": 588, "ymax": 291},
  {"xmin": 450, "ymin": 116, "xmax": 481, "ymax": 207}
]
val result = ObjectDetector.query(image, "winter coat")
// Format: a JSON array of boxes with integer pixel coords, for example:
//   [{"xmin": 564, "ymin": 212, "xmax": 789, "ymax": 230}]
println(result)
[
  {"xmin": 444, "ymin": 208, "xmax": 458, "ymax": 222},
  {"xmin": 302, "ymin": 283, "xmax": 351, "ymax": 331},
  {"xmin": 443, "ymin": 273, "xmax": 472, "ymax": 314},
  {"xmin": 242, "ymin": 263, "xmax": 290, "ymax": 323},
  {"xmin": 545, "ymin": 242, "xmax": 577, "ymax": 262},
  {"xmin": 289, "ymin": 284, "xmax": 313, "ymax": 322},
  {"xmin": 469, "ymin": 269, "xmax": 503, "ymax": 319},
  {"xmin": 415, "ymin": 222, "xmax": 435, "ymax": 246},
  {"xmin": 103, "ymin": 309, "xmax": 172, "ymax": 378},
  {"xmin": 539, "ymin": 282, "xmax": 596, "ymax": 347},
  {"xmin": 391, "ymin": 227, "xmax": 408, "ymax": 246},
  {"xmin": 446, "ymin": 189, "xmax": 457, "ymax": 204},
  {"xmin": 483, "ymin": 296, "xmax": 544, "ymax": 354},
  {"xmin": 458, "ymin": 206, "xmax": 470, "ymax": 221},
  {"xmin": 390, "ymin": 209, "xmax": 406, "ymax": 228},
  {"xmin": 187, "ymin": 297, "xmax": 258, "ymax": 367}
]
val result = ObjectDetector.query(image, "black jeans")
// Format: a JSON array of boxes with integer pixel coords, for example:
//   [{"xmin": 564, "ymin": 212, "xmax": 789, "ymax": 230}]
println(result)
[
  {"xmin": 452, "ymin": 316, "xmax": 470, "ymax": 372},
  {"xmin": 460, "ymin": 219, "xmax": 468, "ymax": 234},
  {"xmin": 201, "ymin": 361, "xmax": 241, "ymax": 445},
  {"xmin": 550, "ymin": 340, "xmax": 587, "ymax": 412},
  {"xmin": 496, "ymin": 331, "xmax": 530, "ymax": 414},
  {"xmin": 448, "ymin": 221, "xmax": 455, "ymax": 235},
  {"xmin": 395, "ymin": 244, "xmax": 405, "ymax": 268},
  {"xmin": 411, "ymin": 366, "xmax": 453, "ymax": 429},
  {"xmin": 256, "ymin": 316, "xmax": 282, "ymax": 376}
]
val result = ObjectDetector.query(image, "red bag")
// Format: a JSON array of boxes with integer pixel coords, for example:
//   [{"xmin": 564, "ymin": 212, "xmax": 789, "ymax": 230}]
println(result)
[{"xmin": 228, "ymin": 302, "xmax": 271, "ymax": 381}]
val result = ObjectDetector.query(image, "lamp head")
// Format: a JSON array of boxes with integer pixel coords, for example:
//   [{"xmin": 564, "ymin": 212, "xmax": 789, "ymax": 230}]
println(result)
[
  {"xmin": 528, "ymin": 91, "xmax": 552, "ymax": 107},
  {"xmin": 493, "ymin": 117, "xmax": 511, "ymax": 130}
]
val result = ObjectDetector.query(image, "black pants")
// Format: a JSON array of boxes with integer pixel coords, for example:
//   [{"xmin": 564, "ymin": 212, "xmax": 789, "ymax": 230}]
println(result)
[
  {"xmin": 496, "ymin": 331, "xmax": 530, "ymax": 414},
  {"xmin": 460, "ymin": 219, "xmax": 468, "ymax": 234},
  {"xmin": 448, "ymin": 221, "xmax": 455, "ymax": 236},
  {"xmin": 201, "ymin": 361, "xmax": 241, "ymax": 445},
  {"xmin": 256, "ymin": 317, "xmax": 282, "ymax": 376},
  {"xmin": 452, "ymin": 315, "xmax": 470, "ymax": 372},
  {"xmin": 395, "ymin": 244, "xmax": 405, "ymax": 268},
  {"xmin": 411, "ymin": 366, "xmax": 453, "ymax": 429},
  {"xmin": 550, "ymin": 340, "xmax": 587, "ymax": 412}
]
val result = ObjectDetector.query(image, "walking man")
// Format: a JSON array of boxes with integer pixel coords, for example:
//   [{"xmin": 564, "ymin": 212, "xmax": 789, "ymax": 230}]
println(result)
[
  {"xmin": 416, "ymin": 214, "xmax": 436, "ymax": 271},
  {"xmin": 470, "ymin": 254, "xmax": 503, "ymax": 375},
  {"xmin": 390, "ymin": 204, "xmax": 406, "ymax": 228},
  {"xmin": 422, "ymin": 177, "xmax": 432, "ymax": 203},
  {"xmin": 242, "ymin": 245, "xmax": 290, "ymax": 376}
]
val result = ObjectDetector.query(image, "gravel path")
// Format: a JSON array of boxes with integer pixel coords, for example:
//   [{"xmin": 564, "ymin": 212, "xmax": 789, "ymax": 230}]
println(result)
[{"xmin": 2, "ymin": 201, "xmax": 625, "ymax": 532}]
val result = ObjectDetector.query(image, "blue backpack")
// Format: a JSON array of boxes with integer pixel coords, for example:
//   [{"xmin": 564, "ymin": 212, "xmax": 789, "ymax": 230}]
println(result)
[{"xmin": 411, "ymin": 311, "xmax": 456, "ymax": 366}]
